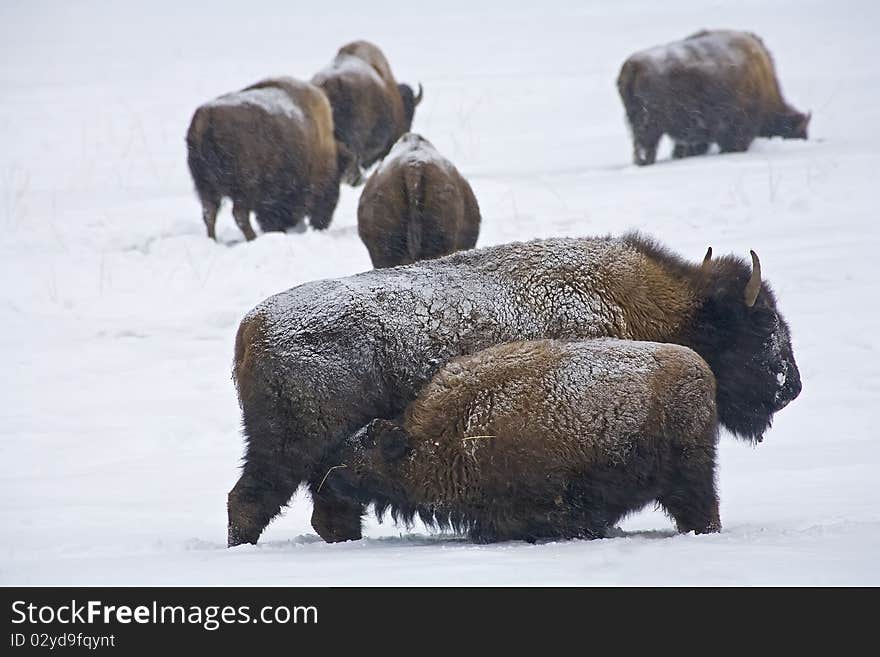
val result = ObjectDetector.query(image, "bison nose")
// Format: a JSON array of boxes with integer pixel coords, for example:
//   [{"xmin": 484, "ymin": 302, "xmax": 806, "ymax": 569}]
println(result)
[
  {"xmin": 774, "ymin": 368, "xmax": 802, "ymax": 411},
  {"xmin": 790, "ymin": 372, "xmax": 803, "ymax": 400}
]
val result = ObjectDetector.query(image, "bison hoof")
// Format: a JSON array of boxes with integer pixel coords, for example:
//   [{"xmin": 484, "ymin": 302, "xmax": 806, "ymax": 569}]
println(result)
[
  {"xmin": 312, "ymin": 524, "xmax": 362, "ymax": 544},
  {"xmin": 310, "ymin": 514, "xmax": 363, "ymax": 544}
]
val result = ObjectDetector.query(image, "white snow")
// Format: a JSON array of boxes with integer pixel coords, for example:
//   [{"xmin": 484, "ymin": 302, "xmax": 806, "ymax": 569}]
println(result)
[
  {"xmin": 1, "ymin": 0, "xmax": 878, "ymax": 585},
  {"xmin": 209, "ymin": 85, "xmax": 306, "ymax": 122}
]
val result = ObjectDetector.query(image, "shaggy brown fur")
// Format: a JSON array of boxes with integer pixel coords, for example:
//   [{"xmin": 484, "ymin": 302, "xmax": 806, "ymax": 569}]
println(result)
[
  {"xmin": 328, "ymin": 339, "xmax": 720, "ymax": 542},
  {"xmin": 357, "ymin": 133, "xmax": 481, "ymax": 268},
  {"xmin": 186, "ymin": 77, "xmax": 346, "ymax": 240},
  {"xmin": 228, "ymin": 233, "xmax": 800, "ymax": 546},
  {"xmin": 617, "ymin": 29, "xmax": 810, "ymax": 165},
  {"xmin": 312, "ymin": 40, "xmax": 422, "ymax": 181}
]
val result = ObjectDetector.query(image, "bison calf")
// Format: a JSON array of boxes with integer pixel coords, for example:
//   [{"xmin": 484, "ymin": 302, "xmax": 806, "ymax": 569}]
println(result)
[
  {"xmin": 328, "ymin": 339, "xmax": 721, "ymax": 543},
  {"xmin": 618, "ymin": 30, "xmax": 810, "ymax": 165},
  {"xmin": 186, "ymin": 77, "xmax": 350, "ymax": 241},
  {"xmin": 357, "ymin": 133, "xmax": 481, "ymax": 268}
]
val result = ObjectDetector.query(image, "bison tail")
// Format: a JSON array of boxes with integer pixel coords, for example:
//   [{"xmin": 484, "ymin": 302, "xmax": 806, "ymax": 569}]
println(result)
[
  {"xmin": 186, "ymin": 107, "xmax": 223, "ymax": 201},
  {"xmin": 616, "ymin": 58, "xmax": 641, "ymax": 108},
  {"xmin": 403, "ymin": 164, "xmax": 425, "ymax": 261}
]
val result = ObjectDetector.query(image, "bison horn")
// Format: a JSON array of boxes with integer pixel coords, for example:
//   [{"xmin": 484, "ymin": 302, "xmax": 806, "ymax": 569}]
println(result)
[
  {"xmin": 744, "ymin": 250, "xmax": 762, "ymax": 307},
  {"xmin": 702, "ymin": 246, "xmax": 712, "ymax": 269},
  {"xmin": 415, "ymin": 83, "xmax": 423, "ymax": 106}
]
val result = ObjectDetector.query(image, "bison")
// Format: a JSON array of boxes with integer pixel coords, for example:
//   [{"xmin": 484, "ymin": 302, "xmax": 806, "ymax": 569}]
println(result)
[
  {"xmin": 357, "ymin": 133, "xmax": 481, "ymax": 268},
  {"xmin": 326, "ymin": 339, "xmax": 720, "ymax": 543},
  {"xmin": 186, "ymin": 77, "xmax": 356, "ymax": 241},
  {"xmin": 617, "ymin": 29, "xmax": 810, "ymax": 165},
  {"xmin": 312, "ymin": 40, "xmax": 423, "ymax": 181},
  {"xmin": 228, "ymin": 233, "xmax": 801, "ymax": 546}
]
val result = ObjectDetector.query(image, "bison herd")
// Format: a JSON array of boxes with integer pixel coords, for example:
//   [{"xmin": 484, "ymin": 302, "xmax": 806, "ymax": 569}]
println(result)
[{"xmin": 186, "ymin": 32, "xmax": 807, "ymax": 547}]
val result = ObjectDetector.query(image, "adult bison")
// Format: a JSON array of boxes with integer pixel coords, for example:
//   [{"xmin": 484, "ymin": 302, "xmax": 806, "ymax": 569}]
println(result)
[
  {"xmin": 228, "ymin": 234, "xmax": 801, "ymax": 546},
  {"xmin": 312, "ymin": 40, "xmax": 422, "ymax": 181},
  {"xmin": 357, "ymin": 133, "xmax": 481, "ymax": 268},
  {"xmin": 186, "ymin": 77, "xmax": 356, "ymax": 241},
  {"xmin": 617, "ymin": 30, "xmax": 810, "ymax": 165},
  {"xmin": 328, "ymin": 339, "xmax": 720, "ymax": 543}
]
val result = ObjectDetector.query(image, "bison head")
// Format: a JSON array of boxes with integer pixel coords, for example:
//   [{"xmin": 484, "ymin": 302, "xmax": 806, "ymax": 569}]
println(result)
[
  {"xmin": 397, "ymin": 83, "xmax": 423, "ymax": 132},
  {"xmin": 324, "ymin": 419, "xmax": 411, "ymax": 507},
  {"xmin": 692, "ymin": 250, "xmax": 802, "ymax": 442},
  {"xmin": 767, "ymin": 108, "xmax": 811, "ymax": 140}
]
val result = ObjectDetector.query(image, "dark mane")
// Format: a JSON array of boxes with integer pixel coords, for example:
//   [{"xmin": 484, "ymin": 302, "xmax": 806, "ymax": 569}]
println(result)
[
  {"xmin": 370, "ymin": 496, "xmax": 476, "ymax": 537},
  {"xmin": 623, "ymin": 229, "xmax": 701, "ymax": 269},
  {"xmin": 622, "ymin": 229, "xmax": 777, "ymax": 302},
  {"xmin": 622, "ymin": 230, "xmax": 712, "ymax": 286}
]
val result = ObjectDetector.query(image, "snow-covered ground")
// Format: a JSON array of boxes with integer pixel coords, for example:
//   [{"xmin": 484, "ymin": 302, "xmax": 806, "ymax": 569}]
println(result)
[{"xmin": 2, "ymin": 0, "xmax": 878, "ymax": 585}]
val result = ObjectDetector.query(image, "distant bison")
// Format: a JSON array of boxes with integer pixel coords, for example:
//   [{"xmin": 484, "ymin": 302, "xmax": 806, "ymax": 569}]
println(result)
[
  {"xmin": 312, "ymin": 41, "xmax": 422, "ymax": 181},
  {"xmin": 357, "ymin": 133, "xmax": 481, "ymax": 268},
  {"xmin": 186, "ymin": 77, "xmax": 353, "ymax": 241},
  {"xmin": 617, "ymin": 30, "xmax": 810, "ymax": 165},
  {"xmin": 328, "ymin": 339, "xmax": 720, "ymax": 543},
  {"xmin": 228, "ymin": 233, "xmax": 801, "ymax": 546}
]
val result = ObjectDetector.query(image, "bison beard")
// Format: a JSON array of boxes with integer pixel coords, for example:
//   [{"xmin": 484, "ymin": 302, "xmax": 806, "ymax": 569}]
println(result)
[
  {"xmin": 228, "ymin": 233, "xmax": 801, "ymax": 545},
  {"xmin": 327, "ymin": 339, "xmax": 721, "ymax": 543},
  {"xmin": 618, "ymin": 30, "xmax": 810, "ymax": 165}
]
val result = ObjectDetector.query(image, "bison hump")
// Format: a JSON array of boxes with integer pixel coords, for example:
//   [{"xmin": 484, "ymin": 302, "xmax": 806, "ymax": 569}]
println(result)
[
  {"xmin": 208, "ymin": 86, "xmax": 306, "ymax": 123},
  {"xmin": 634, "ymin": 29, "xmax": 758, "ymax": 75},
  {"xmin": 314, "ymin": 55, "xmax": 386, "ymax": 88},
  {"xmin": 379, "ymin": 133, "xmax": 454, "ymax": 174}
]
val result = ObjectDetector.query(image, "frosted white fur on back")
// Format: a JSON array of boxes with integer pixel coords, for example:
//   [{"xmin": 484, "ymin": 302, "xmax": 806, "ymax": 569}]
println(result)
[
  {"xmin": 634, "ymin": 30, "xmax": 751, "ymax": 74},
  {"xmin": 313, "ymin": 54, "xmax": 386, "ymax": 86},
  {"xmin": 378, "ymin": 132, "xmax": 454, "ymax": 174},
  {"xmin": 209, "ymin": 87, "xmax": 305, "ymax": 122}
]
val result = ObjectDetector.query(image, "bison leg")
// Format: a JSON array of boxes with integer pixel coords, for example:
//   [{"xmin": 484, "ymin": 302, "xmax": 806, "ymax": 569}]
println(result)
[
  {"xmin": 255, "ymin": 204, "xmax": 304, "ymax": 234},
  {"xmin": 228, "ymin": 458, "xmax": 301, "ymax": 546},
  {"xmin": 229, "ymin": 347, "xmax": 305, "ymax": 546},
  {"xmin": 718, "ymin": 126, "xmax": 755, "ymax": 154},
  {"xmin": 672, "ymin": 142, "xmax": 709, "ymax": 159},
  {"xmin": 309, "ymin": 484, "xmax": 364, "ymax": 543},
  {"xmin": 200, "ymin": 197, "xmax": 220, "ymax": 240},
  {"xmin": 718, "ymin": 139, "xmax": 752, "ymax": 154},
  {"xmin": 658, "ymin": 450, "xmax": 721, "ymax": 535},
  {"xmin": 232, "ymin": 202, "xmax": 257, "ymax": 241},
  {"xmin": 632, "ymin": 130, "xmax": 661, "ymax": 166},
  {"xmin": 307, "ymin": 180, "xmax": 340, "ymax": 231}
]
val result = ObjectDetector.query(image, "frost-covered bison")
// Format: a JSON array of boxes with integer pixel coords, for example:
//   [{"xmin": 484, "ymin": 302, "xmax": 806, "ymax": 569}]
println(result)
[
  {"xmin": 617, "ymin": 30, "xmax": 810, "ymax": 165},
  {"xmin": 312, "ymin": 41, "xmax": 422, "ymax": 181},
  {"xmin": 357, "ymin": 133, "xmax": 481, "ymax": 268},
  {"xmin": 327, "ymin": 339, "xmax": 720, "ymax": 543},
  {"xmin": 186, "ymin": 77, "xmax": 354, "ymax": 241},
  {"xmin": 228, "ymin": 234, "xmax": 801, "ymax": 546}
]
